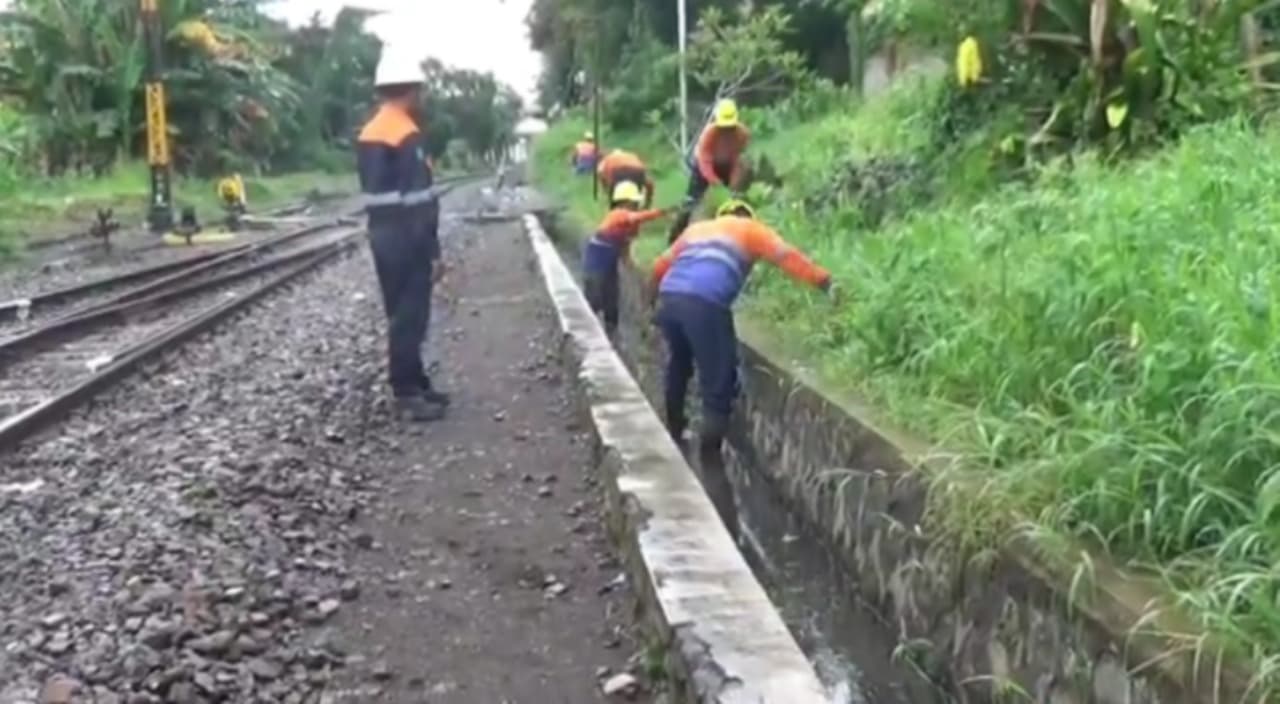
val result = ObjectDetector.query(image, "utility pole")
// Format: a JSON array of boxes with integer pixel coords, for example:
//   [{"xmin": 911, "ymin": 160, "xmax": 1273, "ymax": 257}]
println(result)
[
  {"xmin": 140, "ymin": 0, "xmax": 173, "ymax": 233},
  {"xmin": 592, "ymin": 80, "xmax": 601, "ymax": 201},
  {"xmin": 677, "ymin": 0, "xmax": 689, "ymax": 158},
  {"xmin": 591, "ymin": 10, "xmax": 602, "ymax": 202}
]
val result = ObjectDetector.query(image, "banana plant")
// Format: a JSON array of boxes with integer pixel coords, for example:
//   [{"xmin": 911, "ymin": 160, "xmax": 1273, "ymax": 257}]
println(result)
[{"xmin": 1018, "ymin": 0, "xmax": 1280, "ymax": 143}]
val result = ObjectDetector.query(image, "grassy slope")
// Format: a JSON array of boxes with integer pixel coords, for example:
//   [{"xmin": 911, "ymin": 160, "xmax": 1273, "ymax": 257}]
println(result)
[
  {"xmin": 534, "ymin": 82, "xmax": 1280, "ymax": 677},
  {"xmin": 0, "ymin": 162, "xmax": 354, "ymax": 255}
]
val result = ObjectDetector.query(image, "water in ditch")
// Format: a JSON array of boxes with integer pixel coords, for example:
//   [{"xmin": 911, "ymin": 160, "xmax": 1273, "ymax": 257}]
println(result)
[
  {"xmin": 729, "ymin": 434, "xmax": 946, "ymax": 703},
  {"xmin": 530, "ymin": 211, "xmax": 944, "ymax": 703}
]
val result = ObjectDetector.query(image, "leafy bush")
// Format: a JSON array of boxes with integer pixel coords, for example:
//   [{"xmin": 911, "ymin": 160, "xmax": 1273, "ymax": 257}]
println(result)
[{"xmin": 911, "ymin": 0, "xmax": 1279, "ymax": 154}]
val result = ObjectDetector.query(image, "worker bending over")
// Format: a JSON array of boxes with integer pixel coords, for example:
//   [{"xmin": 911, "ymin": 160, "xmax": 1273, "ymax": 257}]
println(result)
[
  {"xmin": 650, "ymin": 200, "xmax": 833, "ymax": 535},
  {"xmin": 582, "ymin": 182, "xmax": 672, "ymax": 336},
  {"xmin": 597, "ymin": 149, "xmax": 655, "ymax": 208},
  {"xmin": 668, "ymin": 99, "xmax": 750, "ymax": 243},
  {"xmin": 356, "ymin": 50, "xmax": 451, "ymax": 422},
  {"xmin": 570, "ymin": 131, "xmax": 599, "ymax": 175}
]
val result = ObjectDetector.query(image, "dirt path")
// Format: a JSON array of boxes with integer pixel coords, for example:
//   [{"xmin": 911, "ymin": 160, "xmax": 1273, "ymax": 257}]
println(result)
[
  {"xmin": 0, "ymin": 186, "xmax": 653, "ymax": 704},
  {"xmin": 321, "ymin": 196, "xmax": 651, "ymax": 703}
]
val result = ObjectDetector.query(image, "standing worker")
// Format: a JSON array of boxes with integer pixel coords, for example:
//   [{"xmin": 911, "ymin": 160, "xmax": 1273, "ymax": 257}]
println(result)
[
  {"xmin": 356, "ymin": 49, "xmax": 451, "ymax": 422},
  {"xmin": 570, "ymin": 131, "xmax": 599, "ymax": 175},
  {"xmin": 668, "ymin": 98, "xmax": 751, "ymax": 243},
  {"xmin": 649, "ymin": 199, "xmax": 833, "ymax": 535},
  {"xmin": 596, "ymin": 148, "xmax": 656, "ymax": 208},
  {"xmin": 582, "ymin": 182, "xmax": 673, "ymax": 336}
]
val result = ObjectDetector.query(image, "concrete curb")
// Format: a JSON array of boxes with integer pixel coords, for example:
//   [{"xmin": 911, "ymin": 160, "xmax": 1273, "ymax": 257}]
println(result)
[{"xmin": 522, "ymin": 214, "xmax": 829, "ymax": 703}]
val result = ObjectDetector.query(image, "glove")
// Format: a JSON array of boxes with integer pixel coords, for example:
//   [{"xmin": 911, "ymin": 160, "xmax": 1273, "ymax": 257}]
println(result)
[{"xmin": 821, "ymin": 280, "xmax": 841, "ymax": 306}]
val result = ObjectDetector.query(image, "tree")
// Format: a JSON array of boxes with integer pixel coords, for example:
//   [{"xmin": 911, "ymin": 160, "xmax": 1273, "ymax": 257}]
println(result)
[{"xmin": 421, "ymin": 58, "xmax": 523, "ymax": 166}]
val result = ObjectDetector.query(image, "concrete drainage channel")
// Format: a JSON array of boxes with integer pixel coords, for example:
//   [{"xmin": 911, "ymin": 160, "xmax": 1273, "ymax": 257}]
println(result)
[
  {"xmin": 525, "ymin": 210, "xmax": 923, "ymax": 704},
  {"xmin": 528, "ymin": 200, "xmax": 1256, "ymax": 704},
  {"xmin": 523, "ymin": 214, "xmax": 831, "ymax": 702}
]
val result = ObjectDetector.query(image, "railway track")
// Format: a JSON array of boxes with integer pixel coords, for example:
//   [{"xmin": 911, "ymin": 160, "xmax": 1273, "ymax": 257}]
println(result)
[
  {"xmin": 19, "ymin": 172, "xmax": 486, "ymax": 257},
  {"xmin": 0, "ymin": 174, "xmax": 490, "ymax": 450},
  {"xmin": 0, "ymin": 220, "xmax": 365, "ymax": 450},
  {"xmin": 0, "ymin": 173, "xmax": 487, "ymax": 328}
]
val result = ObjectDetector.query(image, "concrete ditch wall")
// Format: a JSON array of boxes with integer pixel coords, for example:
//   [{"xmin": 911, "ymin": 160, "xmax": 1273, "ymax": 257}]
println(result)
[
  {"xmin": 535, "ymin": 209, "xmax": 1256, "ymax": 704},
  {"xmin": 521, "ymin": 214, "xmax": 831, "ymax": 703}
]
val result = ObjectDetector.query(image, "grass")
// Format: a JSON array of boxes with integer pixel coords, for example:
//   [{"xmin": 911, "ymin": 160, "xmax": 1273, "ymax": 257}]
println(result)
[
  {"xmin": 0, "ymin": 161, "xmax": 354, "ymax": 256},
  {"xmin": 534, "ymin": 81, "xmax": 1280, "ymax": 691}
]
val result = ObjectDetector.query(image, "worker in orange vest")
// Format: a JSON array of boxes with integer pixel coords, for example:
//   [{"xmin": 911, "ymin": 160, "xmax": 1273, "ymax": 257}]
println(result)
[
  {"xmin": 668, "ymin": 99, "xmax": 750, "ymax": 243},
  {"xmin": 596, "ymin": 149, "xmax": 655, "ymax": 208},
  {"xmin": 569, "ymin": 131, "xmax": 599, "ymax": 175},
  {"xmin": 581, "ymin": 181, "xmax": 674, "ymax": 336},
  {"xmin": 356, "ymin": 50, "xmax": 450, "ymax": 422},
  {"xmin": 649, "ymin": 199, "xmax": 833, "ymax": 535}
]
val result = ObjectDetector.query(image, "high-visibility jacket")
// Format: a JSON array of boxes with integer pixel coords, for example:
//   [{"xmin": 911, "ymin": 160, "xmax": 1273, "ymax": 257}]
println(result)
[
  {"xmin": 356, "ymin": 103, "xmax": 438, "ymax": 258},
  {"xmin": 693, "ymin": 124, "xmax": 750, "ymax": 186},
  {"xmin": 597, "ymin": 150, "xmax": 654, "ymax": 194},
  {"xmin": 571, "ymin": 141, "xmax": 599, "ymax": 167},
  {"xmin": 652, "ymin": 216, "xmax": 829, "ymax": 307},
  {"xmin": 582, "ymin": 207, "xmax": 666, "ymax": 275}
]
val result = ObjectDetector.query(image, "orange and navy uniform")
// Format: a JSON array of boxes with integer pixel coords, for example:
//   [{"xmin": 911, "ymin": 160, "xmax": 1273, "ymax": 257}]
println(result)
[
  {"xmin": 571, "ymin": 141, "xmax": 599, "ymax": 171},
  {"xmin": 652, "ymin": 216, "xmax": 829, "ymax": 307},
  {"xmin": 356, "ymin": 104, "xmax": 438, "ymax": 257},
  {"xmin": 693, "ymin": 124, "xmax": 750, "ymax": 186},
  {"xmin": 582, "ymin": 208, "xmax": 666, "ymax": 276},
  {"xmin": 597, "ymin": 150, "xmax": 655, "ymax": 200}
]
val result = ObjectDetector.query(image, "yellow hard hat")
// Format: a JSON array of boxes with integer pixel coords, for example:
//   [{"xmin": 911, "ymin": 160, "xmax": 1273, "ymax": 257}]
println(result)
[
  {"xmin": 611, "ymin": 181, "xmax": 644, "ymax": 205},
  {"xmin": 217, "ymin": 174, "xmax": 244, "ymax": 203},
  {"xmin": 716, "ymin": 198, "xmax": 754, "ymax": 219},
  {"xmin": 714, "ymin": 99, "xmax": 739, "ymax": 127}
]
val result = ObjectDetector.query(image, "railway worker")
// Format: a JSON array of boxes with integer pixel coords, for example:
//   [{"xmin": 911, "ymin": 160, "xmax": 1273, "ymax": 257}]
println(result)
[
  {"xmin": 582, "ymin": 181, "xmax": 673, "ymax": 336},
  {"xmin": 596, "ymin": 148, "xmax": 656, "ymax": 208},
  {"xmin": 356, "ymin": 48, "xmax": 451, "ymax": 422},
  {"xmin": 570, "ymin": 131, "xmax": 599, "ymax": 175},
  {"xmin": 668, "ymin": 98, "xmax": 751, "ymax": 244},
  {"xmin": 648, "ymin": 199, "xmax": 833, "ymax": 534}
]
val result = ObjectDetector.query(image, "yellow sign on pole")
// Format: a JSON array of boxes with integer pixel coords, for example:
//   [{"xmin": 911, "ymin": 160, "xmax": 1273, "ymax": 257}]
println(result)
[{"xmin": 144, "ymin": 82, "xmax": 170, "ymax": 167}]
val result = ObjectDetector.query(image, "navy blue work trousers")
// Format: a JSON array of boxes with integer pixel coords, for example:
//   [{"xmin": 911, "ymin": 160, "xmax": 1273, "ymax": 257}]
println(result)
[
  {"xmin": 655, "ymin": 293, "xmax": 739, "ymax": 429},
  {"xmin": 369, "ymin": 224, "xmax": 435, "ymax": 398}
]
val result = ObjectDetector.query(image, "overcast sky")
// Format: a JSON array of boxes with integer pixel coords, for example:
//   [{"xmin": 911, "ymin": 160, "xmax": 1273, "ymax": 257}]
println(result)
[{"xmin": 262, "ymin": 0, "xmax": 542, "ymax": 102}]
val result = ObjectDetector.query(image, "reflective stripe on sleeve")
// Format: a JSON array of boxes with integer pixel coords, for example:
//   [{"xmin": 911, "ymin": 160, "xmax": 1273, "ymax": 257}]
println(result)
[{"xmin": 361, "ymin": 191, "xmax": 402, "ymax": 208}]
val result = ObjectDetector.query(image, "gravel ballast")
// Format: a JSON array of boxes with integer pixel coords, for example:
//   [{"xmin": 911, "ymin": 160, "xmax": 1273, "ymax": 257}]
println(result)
[{"xmin": 0, "ymin": 186, "xmax": 651, "ymax": 703}]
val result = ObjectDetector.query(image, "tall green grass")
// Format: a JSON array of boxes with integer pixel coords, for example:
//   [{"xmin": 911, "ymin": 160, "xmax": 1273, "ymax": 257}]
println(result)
[{"xmin": 534, "ymin": 85, "xmax": 1280, "ymax": 686}]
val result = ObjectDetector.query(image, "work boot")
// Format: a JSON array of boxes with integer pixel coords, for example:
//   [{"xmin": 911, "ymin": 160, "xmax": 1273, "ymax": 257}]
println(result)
[
  {"xmin": 419, "ymin": 377, "xmax": 451, "ymax": 407},
  {"xmin": 664, "ymin": 405, "xmax": 688, "ymax": 454},
  {"xmin": 697, "ymin": 414, "xmax": 738, "ymax": 539},
  {"xmin": 395, "ymin": 394, "xmax": 445, "ymax": 422}
]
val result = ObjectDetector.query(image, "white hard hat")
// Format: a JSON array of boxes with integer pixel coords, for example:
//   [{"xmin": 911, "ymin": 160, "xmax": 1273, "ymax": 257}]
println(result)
[{"xmin": 374, "ymin": 50, "xmax": 424, "ymax": 87}]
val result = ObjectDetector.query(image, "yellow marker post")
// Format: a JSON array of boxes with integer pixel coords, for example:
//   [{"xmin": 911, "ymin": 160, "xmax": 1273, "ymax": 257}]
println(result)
[{"xmin": 141, "ymin": 0, "xmax": 173, "ymax": 233}]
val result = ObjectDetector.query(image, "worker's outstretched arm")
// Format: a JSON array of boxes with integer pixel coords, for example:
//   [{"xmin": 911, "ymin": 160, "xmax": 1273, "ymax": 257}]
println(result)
[
  {"xmin": 624, "ymin": 209, "xmax": 668, "ymax": 228},
  {"xmin": 694, "ymin": 127, "xmax": 720, "ymax": 185},
  {"xmin": 742, "ymin": 222, "xmax": 830, "ymax": 290}
]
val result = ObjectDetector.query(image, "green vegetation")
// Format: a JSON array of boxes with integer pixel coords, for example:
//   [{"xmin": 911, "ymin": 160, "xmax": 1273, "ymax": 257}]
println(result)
[
  {"xmin": 530, "ymin": 0, "xmax": 1280, "ymax": 690},
  {"xmin": 0, "ymin": 0, "xmax": 524, "ymax": 253}
]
